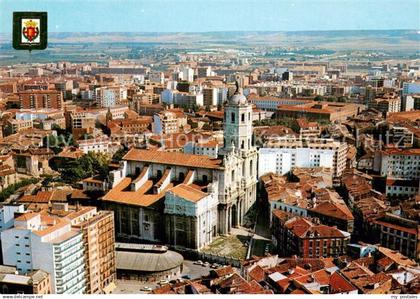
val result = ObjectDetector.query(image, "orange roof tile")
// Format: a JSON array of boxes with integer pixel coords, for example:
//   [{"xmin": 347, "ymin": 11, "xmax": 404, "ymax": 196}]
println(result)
[
  {"xmin": 102, "ymin": 177, "xmax": 169, "ymax": 207},
  {"xmin": 15, "ymin": 212, "xmax": 39, "ymax": 222},
  {"xmin": 123, "ymin": 148, "xmax": 223, "ymax": 170},
  {"xmin": 168, "ymin": 184, "xmax": 208, "ymax": 202},
  {"xmin": 311, "ymin": 201, "xmax": 354, "ymax": 220}
]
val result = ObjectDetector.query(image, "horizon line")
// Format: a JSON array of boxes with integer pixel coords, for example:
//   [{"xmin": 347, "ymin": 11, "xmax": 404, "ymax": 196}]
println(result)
[{"xmin": 0, "ymin": 28, "xmax": 419, "ymax": 35}]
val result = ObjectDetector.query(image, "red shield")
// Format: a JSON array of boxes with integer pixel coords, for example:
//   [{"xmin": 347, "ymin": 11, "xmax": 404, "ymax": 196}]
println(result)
[{"xmin": 23, "ymin": 26, "xmax": 39, "ymax": 42}]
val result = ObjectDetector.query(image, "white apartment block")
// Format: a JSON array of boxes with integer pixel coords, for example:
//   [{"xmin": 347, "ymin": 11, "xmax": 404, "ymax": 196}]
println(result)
[
  {"xmin": 248, "ymin": 96, "xmax": 310, "ymax": 111},
  {"xmin": 77, "ymin": 136, "xmax": 111, "ymax": 154},
  {"xmin": 258, "ymin": 137, "xmax": 347, "ymax": 178},
  {"xmin": 94, "ymin": 87, "xmax": 127, "ymax": 108},
  {"xmin": 0, "ymin": 204, "xmax": 25, "ymax": 231},
  {"xmin": 153, "ymin": 111, "xmax": 179, "ymax": 135},
  {"xmin": 1, "ymin": 213, "xmax": 86, "ymax": 294},
  {"xmin": 378, "ymin": 149, "xmax": 420, "ymax": 179},
  {"xmin": 375, "ymin": 149, "xmax": 420, "ymax": 198}
]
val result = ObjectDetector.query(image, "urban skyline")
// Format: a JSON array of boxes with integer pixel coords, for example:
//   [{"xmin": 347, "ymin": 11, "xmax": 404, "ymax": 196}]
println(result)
[{"xmin": 0, "ymin": 0, "xmax": 418, "ymax": 296}]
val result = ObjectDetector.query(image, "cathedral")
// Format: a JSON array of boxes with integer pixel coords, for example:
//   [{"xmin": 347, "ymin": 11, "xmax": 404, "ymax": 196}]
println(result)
[
  {"xmin": 102, "ymin": 86, "xmax": 258, "ymax": 249},
  {"xmin": 218, "ymin": 86, "xmax": 258, "ymax": 234}
]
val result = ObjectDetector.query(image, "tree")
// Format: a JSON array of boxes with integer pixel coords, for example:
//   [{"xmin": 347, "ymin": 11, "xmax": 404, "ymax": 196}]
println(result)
[
  {"xmin": 60, "ymin": 152, "xmax": 110, "ymax": 184},
  {"xmin": 314, "ymin": 95, "xmax": 324, "ymax": 102},
  {"xmin": 112, "ymin": 147, "xmax": 129, "ymax": 162}
]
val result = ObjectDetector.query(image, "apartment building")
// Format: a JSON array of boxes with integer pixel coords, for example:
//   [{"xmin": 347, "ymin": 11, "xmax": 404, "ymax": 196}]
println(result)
[
  {"xmin": 5, "ymin": 119, "xmax": 33, "ymax": 134},
  {"xmin": 76, "ymin": 135, "xmax": 112, "ymax": 154},
  {"xmin": 248, "ymin": 94, "xmax": 311, "ymax": 111},
  {"xmin": 272, "ymin": 211, "xmax": 351, "ymax": 258},
  {"xmin": 295, "ymin": 118, "xmax": 321, "ymax": 138},
  {"xmin": 94, "ymin": 87, "xmax": 127, "ymax": 108},
  {"xmin": 0, "ymin": 269, "xmax": 51, "ymax": 294},
  {"xmin": 276, "ymin": 102, "xmax": 363, "ymax": 122},
  {"xmin": 368, "ymin": 96, "xmax": 401, "ymax": 115},
  {"xmin": 1, "ymin": 205, "xmax": 116, "ymax": 294},
  {"xmin": 1, "ymin": 213, "xmax": 86, "ymax": 294},
  {"xmin": 371, "ymin": 213, "xmax": 420, "ymax": 261},
  {"xmin": 18, "ymin": 91, "xmax": 63, "ymax": 110},
  {"xmin": 375, "ymin": 148, "xmax": 420, "ymax": 198},
  {"xmin": 71, "ymin": 210, "xmax": 116, "ymax": 294},
  {"xmin": 258, "ymin": 137, "xmax": 347, "ymax": 178},
  {"xmin": 152, "ymin": 111, "xmax": 179, "ymax": 135}
]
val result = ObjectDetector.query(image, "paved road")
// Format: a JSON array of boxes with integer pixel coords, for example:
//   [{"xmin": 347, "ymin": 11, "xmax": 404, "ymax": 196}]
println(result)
[
  {"xmin": 182, "ymin": 260, "xmax": 212, "ymax": 279},
  {"xmin": 114, "ymin": 260, "xmax": 212, "ymax": 294}
]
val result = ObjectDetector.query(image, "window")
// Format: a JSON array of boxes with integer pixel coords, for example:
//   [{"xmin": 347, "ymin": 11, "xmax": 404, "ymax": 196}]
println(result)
[
  {"xmin": 179, "ymin": 172, "xmax": 185, "ymax": 181},
  {"xmin": 241, "ymin": 113, "xmax": 245, "ymax": 122},
  {"xmin": 231, "ymin": 112, "xmax": 235, "ymax": 123},
  {"xmin": 250, "ymin": 160, "xmax": 253, "ymax": 176}
]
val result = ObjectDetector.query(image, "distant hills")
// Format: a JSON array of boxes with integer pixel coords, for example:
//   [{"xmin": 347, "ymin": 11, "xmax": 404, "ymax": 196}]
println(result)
[{"xmin": 0, "ymin": 30, "xmax": 419, "ymax": 51}]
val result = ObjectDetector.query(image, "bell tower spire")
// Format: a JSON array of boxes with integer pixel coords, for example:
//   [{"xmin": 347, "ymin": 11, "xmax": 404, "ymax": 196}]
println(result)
[{"xmin": 222, "ymin": 82, "xmax": 253, "ymax": 153}]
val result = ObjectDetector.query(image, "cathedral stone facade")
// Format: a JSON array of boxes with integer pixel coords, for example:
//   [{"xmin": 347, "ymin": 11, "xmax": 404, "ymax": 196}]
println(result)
[
  {"xmin": 217, "ymin": 88, "xmax": 258, "ymax": 234},
  {"xmin": 102, "ymin": 87, "xmax": 258, "ymax": 249}
]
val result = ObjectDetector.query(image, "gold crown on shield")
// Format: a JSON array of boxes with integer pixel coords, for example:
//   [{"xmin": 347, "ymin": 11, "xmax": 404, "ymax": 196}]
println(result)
[{"xmin": 24, "ymin": 19, "xmax": 38, "ymax": 28}]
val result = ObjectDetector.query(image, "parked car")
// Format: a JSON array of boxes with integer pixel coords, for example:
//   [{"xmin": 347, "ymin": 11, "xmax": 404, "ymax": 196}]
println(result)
[
  {"xmin": 194, "ymin": 260, "xmax": 203, "ymax": 265},
  {"xmin": 159, "ymin": 280, "xmax": 169, "ymax": 285},
  {"xmin": 203, "ymin": 262, "xmax": 210, "ymax": 267},
  {"xmin": 182, "ymin": 274, "xmax": 192, "ymax": 280},
  {"xmin": 141, "ymin": 286, "xmax": 152, "ymax": 291},
  {"xmin": 210, "ymin": 263, "xmax": 220, "ymax": 269}
]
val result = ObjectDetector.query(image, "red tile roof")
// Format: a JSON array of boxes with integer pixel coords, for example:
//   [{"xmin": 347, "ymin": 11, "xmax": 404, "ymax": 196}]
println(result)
[
  {"xmin": 123, "ymin": 148, "xmax": 223, "ymax": 170},
  {"xmin": 311, "ymin": 201, "xmax": 354, "ymax": 221}
]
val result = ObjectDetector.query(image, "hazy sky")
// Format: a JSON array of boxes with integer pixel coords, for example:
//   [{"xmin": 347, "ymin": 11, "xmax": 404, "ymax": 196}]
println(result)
[{"xmin": 1, "ymin": 0, "xmax": 419, "ymax": 33}]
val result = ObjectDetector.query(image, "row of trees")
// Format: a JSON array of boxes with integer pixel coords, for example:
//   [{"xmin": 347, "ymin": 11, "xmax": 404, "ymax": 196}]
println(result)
[{"xmin": 0, "ymin": 178, "xmax": 39, "ymax": 202}]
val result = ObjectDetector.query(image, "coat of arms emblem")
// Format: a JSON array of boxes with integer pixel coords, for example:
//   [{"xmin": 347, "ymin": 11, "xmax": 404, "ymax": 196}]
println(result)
[
  {"xmin": 13, "ymin": 12, "xmax": 47, "ymax": 51},
  {"xmin": 22, "ymin": 19, "xmax": 40, "ymax": 44}
]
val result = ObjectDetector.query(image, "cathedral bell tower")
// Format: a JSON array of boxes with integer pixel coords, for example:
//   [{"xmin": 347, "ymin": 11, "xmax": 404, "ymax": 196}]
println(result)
[
  {"xmin": 222, "ymin": 82, "xmax": 254, "ymax": 153},
  {"xmin": 217, "ymin": 81, "xmax": 258, "ymax": 235}
]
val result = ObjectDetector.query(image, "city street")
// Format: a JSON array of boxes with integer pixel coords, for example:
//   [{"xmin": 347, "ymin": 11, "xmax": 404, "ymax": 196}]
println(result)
[{"xmin": 113, "ymin": 260, "xmax": 212, "ymax": 294}]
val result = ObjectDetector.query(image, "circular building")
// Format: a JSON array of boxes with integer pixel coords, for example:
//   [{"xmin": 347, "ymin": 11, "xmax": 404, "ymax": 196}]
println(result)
[{"xmin": 115, "ymin": 243, "xmax": 184, "ymax": 282}]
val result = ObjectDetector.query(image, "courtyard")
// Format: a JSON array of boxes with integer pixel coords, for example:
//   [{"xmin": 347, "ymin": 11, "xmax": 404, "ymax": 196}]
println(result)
[{"xmin": 201, "ymin": 233, "xmax": 250, "ymax": 260}]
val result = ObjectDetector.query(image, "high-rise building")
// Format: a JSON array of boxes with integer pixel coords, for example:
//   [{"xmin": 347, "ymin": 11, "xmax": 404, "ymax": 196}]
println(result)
[
  {"xmin": 1, "ymin": 206, "xmax": 116, "ymax": 294},
  {"xmin": 18, "ymin": 91, "xmax": 63, "ymax": 110},
  {"xmin": 72, "ymin": 210, "xmax": 116, "ymax": 294},
  {"xmin": 1, "ymin": 213, "xmax": 86, "ymax": 294}
]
